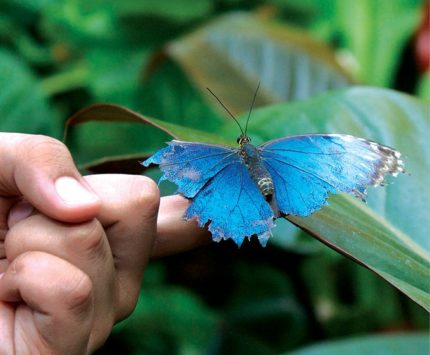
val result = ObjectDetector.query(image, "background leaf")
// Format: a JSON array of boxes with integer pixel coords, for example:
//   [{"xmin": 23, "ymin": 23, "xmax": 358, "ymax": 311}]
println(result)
[
  {"xmin": 287, "ymin": 332, "xmax": 429, "ymax": 355},
  {"xmin": 64, "ymin": 103, "xmax": 231, "ymax": 170},
  {"xmin": 101, "ymin": 274, "xmax": 218, "ymax": 355},
  {"xmin": 331, "ymin": 0, "xmax": 420, "ymax": 87},
  {"xmin": 0, "ymin": 49, "xmax": 60, "ymax": 136},
  {"xmin": 289, "ymin": 195, "xmax": 430, "ymax": 311},
  {"xmin": 166, "ymin": 12, "xmax": 351, "ymax": 115}
]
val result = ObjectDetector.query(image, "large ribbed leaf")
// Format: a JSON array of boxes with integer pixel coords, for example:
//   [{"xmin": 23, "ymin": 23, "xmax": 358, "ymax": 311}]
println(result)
[
  {"xmin": 166, "ymin": 12, "xmax": 351, "ymax": 115},
  {"xmin": 242, "ymin": 87, "xmax": 430, "ymax": 311},
  {"xmin": 243, "ymin": 87, "xmax": 429, "ymax": 253}
]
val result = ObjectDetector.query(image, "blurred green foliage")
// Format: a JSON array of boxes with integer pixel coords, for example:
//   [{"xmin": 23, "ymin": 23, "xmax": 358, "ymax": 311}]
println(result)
[{"xmin": 1, "ymin": 0, "xmax": 429, "ymax": 354}]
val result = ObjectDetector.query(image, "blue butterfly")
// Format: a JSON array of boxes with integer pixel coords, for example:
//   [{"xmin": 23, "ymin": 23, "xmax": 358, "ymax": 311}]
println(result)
[{"xmin": 143, "ymin": 90, "xmax": 405, "ymax": 246}]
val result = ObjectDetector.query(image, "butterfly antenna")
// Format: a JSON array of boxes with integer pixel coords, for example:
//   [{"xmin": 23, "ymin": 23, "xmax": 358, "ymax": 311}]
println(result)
[
  {"xmin": 244, "ymin": 81, "xmax": 260, "ymax": 136},
  {"xmin": 206, "ymin": 87, "xmax": 244, "ymax": 135}
]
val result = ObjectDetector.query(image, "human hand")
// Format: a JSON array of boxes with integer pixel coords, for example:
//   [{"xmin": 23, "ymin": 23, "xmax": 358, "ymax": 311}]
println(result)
[{"xmin": 0, "ymin": 133, "xmax": 209, "ymax": 354}]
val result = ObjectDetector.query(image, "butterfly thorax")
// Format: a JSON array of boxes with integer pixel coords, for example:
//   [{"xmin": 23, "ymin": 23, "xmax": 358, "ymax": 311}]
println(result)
[{"xmin": 240, "ymin": 142, "xmax": 274, "ymax": 199}]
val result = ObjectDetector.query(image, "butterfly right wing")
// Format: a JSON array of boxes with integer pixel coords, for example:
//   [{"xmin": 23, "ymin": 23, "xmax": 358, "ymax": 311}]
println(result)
[
  {"xmin": 183, "ymin": 160, "xmax": 275, "ymax": 246},
  {"xmin": 259, "ymin": 134, "xmax": 405, "ymax": 217}
]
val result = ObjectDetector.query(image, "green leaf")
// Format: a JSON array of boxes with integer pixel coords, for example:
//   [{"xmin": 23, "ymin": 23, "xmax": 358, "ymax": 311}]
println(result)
[
  {"xmin": 243, "ymin": 87, "xmax": 429, "ymax": 253},
  {"xmin": 300, "ymin": 250, "xmax": 409, "ymax": 332},
  {"xmin": 109, "ymin": 286, "xmax": 218, "ymax": 354},
  {"xmin": 287, "ymin": 332, "xmax": 429, "ymax": 355},
  {"xmin": 43, "ymin": 0, "xmax": 118, "ymax": 43},
  {"xmin": 222, "ymin": 263, "xmax": 307, "ymax": 350},
  {"xmin": 289, "ymin": 195, "xmax": 430, "ymax": 312},
  {"xmin": 85, "ymin": 48, "xmax": 150, "ymax": 106},
  {"xmin": 3, "ymin": 0, "xmax": 57, "ymax": 13},
  {"xmin": 330, "ymin": 0, "xmax": 420, "ymax": 87},
  {"xmin": 417, "ymin": 72, "xmax": 430, "ymax": 101},
  {"xmin": 41, "ymin": 0, "xmax": 199, "ymax": 48},
  {"xmin": 137, "ymin": 60, "xmax": 225, "ymax": 132},
  {"xmin": 166, "ymin": 12, "xmax": 351, "ymax": 116},
  {"xmin": 108, "ymin": 0, "xmax": 213, "ymax": 22},
  {"xmin": 240, "ymin": 86, "xmax": 430, "ymax": 311},
  {"xmin": 63, "ymin": 103, "xmax": 230, "ymax": 171},
  {"xmin": 0, "ymin": 49, "xmax": 60, "ymax": 136},
  {"xmin": 64, "ymin": 102, "xmax": 228, "ymax": 144}
]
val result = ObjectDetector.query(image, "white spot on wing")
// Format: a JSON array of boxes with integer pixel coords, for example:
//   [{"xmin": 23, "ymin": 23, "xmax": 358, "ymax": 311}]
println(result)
[{"xmin": 180, "ymin": 168, "xmax": 202, "ymax": 181}]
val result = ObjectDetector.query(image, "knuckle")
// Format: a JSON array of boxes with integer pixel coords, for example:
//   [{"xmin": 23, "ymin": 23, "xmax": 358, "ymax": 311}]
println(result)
[
  {"xmin": 11, "ymin": 251, "xmax": 34, "ymax": 274},
  {"xmin": 7, "ymin": 213, "xmax": 44, "ymax": 236},
  {"xmin": 65, "ymin": 271, "xmax": 93, "ymax": 314},
  {"xmin": 129, "ymin": 176, "xmax": 160, "ymax": 216},
  {"xmin": 116, "ymin": 286, "xmax": 140, "ymax": 321},
  {"xmin": 115, "ymin": 279, "xmax": 140, "ymax": 322},
  {"xmin": 65, "ymin": 219, "xmax": 105, "ymax": 257}
]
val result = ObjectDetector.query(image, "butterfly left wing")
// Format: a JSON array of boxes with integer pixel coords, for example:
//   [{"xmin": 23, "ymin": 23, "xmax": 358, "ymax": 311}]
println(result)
[
  {"xmin": 259, "ymin": 134, "xmax": 405, "ymax": 217},
  {"xmin": 143, "ymin": 140, "xmax": 275, "ymax": 246},
  {"xmin": 142, "ymin": 140, "xmax": 238, "ymax": 198}
]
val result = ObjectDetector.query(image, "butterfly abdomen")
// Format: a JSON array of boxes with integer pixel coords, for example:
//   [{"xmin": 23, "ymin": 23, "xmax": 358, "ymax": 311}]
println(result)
[{"xmin": 241, "ymin": 143, "xmax": 274, "ymax": 199}]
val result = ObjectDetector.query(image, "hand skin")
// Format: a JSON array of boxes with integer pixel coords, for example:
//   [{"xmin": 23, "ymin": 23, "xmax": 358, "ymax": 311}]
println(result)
[{"xmin": 0, "ymin": 133, "xmax": 210, "ymax": 354}]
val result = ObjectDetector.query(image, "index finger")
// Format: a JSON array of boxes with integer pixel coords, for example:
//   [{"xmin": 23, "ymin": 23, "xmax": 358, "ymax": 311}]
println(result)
[{"xmin": 151, "ymin": 195, "xmax": 211, "ymax": 257}]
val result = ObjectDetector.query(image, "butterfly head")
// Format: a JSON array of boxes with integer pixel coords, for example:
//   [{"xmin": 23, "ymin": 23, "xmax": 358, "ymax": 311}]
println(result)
[
  {"xmin": 237, "ymin": 134, "xmax": 251, "ymax": 146},
  {"xmin": 206, "ymin": 83, "xmax": 260, "ymax": 148}
]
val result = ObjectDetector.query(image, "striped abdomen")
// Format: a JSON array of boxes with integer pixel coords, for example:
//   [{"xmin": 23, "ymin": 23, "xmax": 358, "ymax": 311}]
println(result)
[{"xmin": 241, "ymin": 143, "xmax": 274, "ymax": 199}]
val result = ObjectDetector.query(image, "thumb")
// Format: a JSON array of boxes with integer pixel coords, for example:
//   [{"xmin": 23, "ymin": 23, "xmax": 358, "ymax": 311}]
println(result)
[{"xmin": 1, "ymin": 133, "xmax": 100, "ymax": 222}]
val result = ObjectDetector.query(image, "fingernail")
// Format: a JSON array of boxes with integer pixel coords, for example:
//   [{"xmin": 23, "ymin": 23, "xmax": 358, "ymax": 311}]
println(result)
[
  {"xmin": 8, "ymin": 201, "xmax": 34, "ymax": 227},
  {"xmin": 55, "ymin": 176, "xmax": 99, "ymax": 205}
]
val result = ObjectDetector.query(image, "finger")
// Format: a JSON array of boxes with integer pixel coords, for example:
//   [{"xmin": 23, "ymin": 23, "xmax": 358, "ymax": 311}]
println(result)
[
  {"xmin": 0, "ymin": 196, "xmax": 20, "ymax": 253},
  {"xmin": 4, "ymin": 215, "xmax": 116, "ymax": 347},
  {"xmin": 5, "ymin": 174, "xmax": 159, "ymax": 324},
  {"xmin": 1, "ymin": 200, "xmax": 31, "ymax": 267},
  {"xmin": 0, "ymin": 260, "xmax": 7, "ymax": 274},
  {"xmin": 0, "ymin": 252, "xmax": 94, "ymax": 354},
  {"xmin": 7, "ymin": 200, "xmax": 34, "ymax": 228},
  {"xmin": 0, "ymin": 300, "xmax": 14, "ymax": 355},
  {"xmin": 0, "ymin": 133, "xmax": 100, "ymax": 222},
  {"xmin": 83, "ymin": 174, "xmax": 159, "ymax": 320},
  {"xmin": 151, "ymin": 195, "xmax": 211, "ymax": 258}
]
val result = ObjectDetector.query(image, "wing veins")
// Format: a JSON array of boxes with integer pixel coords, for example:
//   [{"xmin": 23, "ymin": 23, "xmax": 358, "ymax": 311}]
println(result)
[
  {"xmin": 271, "ymin": 151, "xmax": 375, "ymax": 179},
  {"xmin": 262, "ymin": 148, "xmax": 345, "ymax": 156},
  {"xmin": 187, "ymin": 156, "xmax": 241, "ymax": 202},
  {"xmin": 266, "ymin": 147, "xmax": 375, "ymax": 184},
  {"xmin": 159, "ymin": 150, "xmax": 236, "ymax": 168},
  {"xmin": 266, "ymin": 162, "xmax": 310, "ymax": 210},
  {"xmin": 264, "ymin": 156, "xmax": 338, "ymax": 191},
  {"xmin": 238, "ymin": 167, "xmax": 272, "ymax": 235},
  {"xmin": 242, "ymin": 180, "xmax": 270, "ymax": 222},
  {"xmin": 233, "ymin": 166, "xmax": 245, "ymax": 213},
  {"xmin": 168, "ymin": 151, "xmax": 238, "ymax": 189}
]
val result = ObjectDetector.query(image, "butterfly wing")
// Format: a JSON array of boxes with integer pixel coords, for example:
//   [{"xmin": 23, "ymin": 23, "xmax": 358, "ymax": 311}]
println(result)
[
  {"xmin": 143, "ymin": 140, "xmax": 238, "ymax": 198},
  {"xmin": 259, "ymin": 134, "xmax": 405, "ymax": 217},
  {"xmin": 184, "ymin": 160, "xmax": 275, "ymax": 246},
  {"xmin": 143, "ymin": 140, "xmax": 275, "ymax": 246}
]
